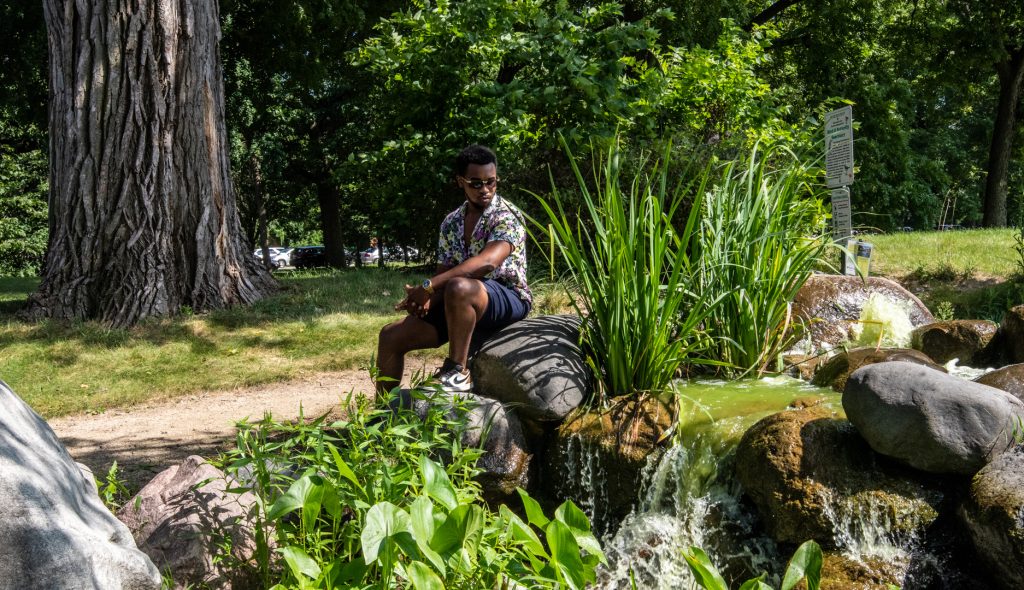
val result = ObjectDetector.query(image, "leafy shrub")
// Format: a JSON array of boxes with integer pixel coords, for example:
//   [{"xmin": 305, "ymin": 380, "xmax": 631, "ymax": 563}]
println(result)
[{"xmin": 217, "ymin": 390, "xmax": 604, "ymax": 589}]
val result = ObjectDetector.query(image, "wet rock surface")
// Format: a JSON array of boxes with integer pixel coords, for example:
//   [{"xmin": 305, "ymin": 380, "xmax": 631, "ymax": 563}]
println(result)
[
  {"xmin": 791, "ymin": 275, "xmax": 934, "ymax": 350},
  {"xmin": 541, "ymin": 394, "xmax": 675, "ymax": 537},
  {"xmin": 735, "ymin": 406, "xmax": 943, "ymax": 548},
  {"xmin": 911, "ymin": 319, "xmax": 998, "ymax": 366},
  {"xmin": 811, "ymin": 347, "xmax": 944, "ymax": 392},
  {"xmin": 975, "ymin": 363, "xmax": 1024, "ymax": 401},
  {"xmin": 958, "ymin": 445, "xmax": 1024, "ymax": 590},
  {"xmin": 0, "ymin": 379, "xmax": 161, "ymax": 590},
  {"xmin": 844, "ymin": 362, "xmax": 1024, "ymax": 474},
  {"xmin": 472, "ymin": 314, "xmax": 590, "ymax": 422},
  {"xmin": 118, "ymin": 456, "xmax": 261, "ymax": 590}
]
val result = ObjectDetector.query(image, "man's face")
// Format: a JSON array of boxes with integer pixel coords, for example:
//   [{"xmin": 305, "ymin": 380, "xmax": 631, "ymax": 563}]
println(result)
[{"xmin": 458, "ymin": 163, "xmax": 498, "ymax": 211}]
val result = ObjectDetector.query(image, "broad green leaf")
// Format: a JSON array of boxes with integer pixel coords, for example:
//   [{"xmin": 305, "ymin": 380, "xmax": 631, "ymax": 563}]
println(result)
[
  {"xmin": 278, "ymin": 545, "xmax": 321, "ymax": 580},
  {"xmin": 406, "ymin": 561, "xmax": 445, "ymax": 590},
  {"xmin": 361, "ymin": 501, "xmax": 412, "ymax": 564},
  {"xmin": 420, "ymin": 456, "xmax": 458, "ymax": 511},
  {"xmin": 430, "ymin": 504, "xmax": 484, "ymax": 559},
  {"xmin": 500, "ymin": 505, "xmax": 546, "ymax": 557},
  {"xmin": 267, "ymin": 474, "xmax": 318, "ymax": 522},
  {"xmin": 738, "ymin": 575, "xmax": 774, "ymax": 590},
  {"xmin": 555, "ymin": 500, "xmax": 604, "ymax": 562},
  {"xmin": 410, "ymin": 495, "xmax": 446, "ymax": 574},
  {"xmin": 546, "ymin": 520, "xmax": 586, "ymax": 590},
  {"xmin": 516, "ymin": 487, "xmax": 550, "ymax": 528},
  {"xmin": 781, "ymin": 540, "xmax": 823, "ymax": 590},
  {"xmin": 682, "ymin": 547, "xmax": 729, "ymax": 590}
]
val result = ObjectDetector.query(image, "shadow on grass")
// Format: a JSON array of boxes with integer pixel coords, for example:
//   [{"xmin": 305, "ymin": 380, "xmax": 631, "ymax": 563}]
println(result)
[{"xmin": 0, "ymin": 267, "xmax": 424, "ymax": 351}]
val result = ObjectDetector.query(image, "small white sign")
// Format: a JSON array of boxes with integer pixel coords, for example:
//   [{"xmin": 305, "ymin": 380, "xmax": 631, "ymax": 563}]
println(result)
[
  {"xmin": 831, "ymin": 187, "xmax": 852, "ymax": 240},
  {"xmin": 825, "ymin": 106, "xmax": 854, "ymax": 188}
]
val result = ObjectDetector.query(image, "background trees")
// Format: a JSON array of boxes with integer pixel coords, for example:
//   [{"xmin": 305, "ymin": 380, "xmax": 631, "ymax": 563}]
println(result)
[{"xmin": 1, "ymin": 0, "xmax": 1021, "ymax": 287}]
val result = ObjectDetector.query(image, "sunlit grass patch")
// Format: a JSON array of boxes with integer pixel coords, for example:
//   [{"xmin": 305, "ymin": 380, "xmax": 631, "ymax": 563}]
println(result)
[{"xmin": 0, "ymin": 269, "xmax": 445, "ymax": 418}]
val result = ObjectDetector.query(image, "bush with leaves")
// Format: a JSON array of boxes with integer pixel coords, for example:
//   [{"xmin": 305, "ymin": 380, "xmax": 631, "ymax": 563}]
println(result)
[
  {"xmin": 217, "ymin": 390, "xmax": 604, "ymax": 589},
  {"xmin": 685, "ymin": 539, "xmax": 823, "ymax": 590}
]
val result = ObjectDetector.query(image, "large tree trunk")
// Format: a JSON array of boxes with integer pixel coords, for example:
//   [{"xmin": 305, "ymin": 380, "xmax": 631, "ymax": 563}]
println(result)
[
  {"xmin": 982, "ymin": 46, "xmax": 1024, "ymax": 228},
  {"xmin": 31, "ymin": 0, "xmax": 275, "ymax": 327},
  {"xmin": 315, "ymin": 179, "xmax": 347, "ymax": 268}
]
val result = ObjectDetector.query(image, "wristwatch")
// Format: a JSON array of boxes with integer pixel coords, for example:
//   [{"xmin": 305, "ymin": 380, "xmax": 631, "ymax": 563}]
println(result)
[{"xmin": 421, "ymin": 278, "xmax": 434, "ymax": 294}]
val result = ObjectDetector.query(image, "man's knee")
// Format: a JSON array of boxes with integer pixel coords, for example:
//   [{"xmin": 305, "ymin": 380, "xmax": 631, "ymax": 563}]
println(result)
[
  {"xmin": 444, "ymin": 276, "xmax": 482, "ymax": 302},
  {"xmin": 378, "ymin": 320, "xmax": 407, "ymax": 353}
]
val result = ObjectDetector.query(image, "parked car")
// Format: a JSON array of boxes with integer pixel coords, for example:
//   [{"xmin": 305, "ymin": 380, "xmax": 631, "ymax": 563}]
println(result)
[
  {"xmin": 252, "ymin": 247, "xmax": 291, "ymax": 268},
  {"xmin": 360, "ymin": 247, "xmax": 380, "ymax": 265},
  {"xmin": 290, "ymin": 245, "xmax": 327, "ymax": 269}
]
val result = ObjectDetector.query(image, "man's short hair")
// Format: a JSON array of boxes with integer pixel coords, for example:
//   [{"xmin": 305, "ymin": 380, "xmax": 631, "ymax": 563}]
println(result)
[{"xmin": 455, "ymin": 144, "xmax": 497, "ymax": 176}]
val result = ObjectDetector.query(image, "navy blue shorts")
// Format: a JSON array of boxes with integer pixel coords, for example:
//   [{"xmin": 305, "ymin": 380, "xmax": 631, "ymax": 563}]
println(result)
[{"xmin": 423, "ymin": 278, "xmax": 530, "ymax": 344}]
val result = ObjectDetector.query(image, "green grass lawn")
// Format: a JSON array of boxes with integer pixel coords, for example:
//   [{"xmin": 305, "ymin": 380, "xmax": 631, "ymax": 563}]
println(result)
[
  {"xmin": 0, "ymin": 268, "xmax": 446, "ymax": 418},
  {"xmin": 867, "ymin": 228, "xmax": 1018, "ymax": 279}
]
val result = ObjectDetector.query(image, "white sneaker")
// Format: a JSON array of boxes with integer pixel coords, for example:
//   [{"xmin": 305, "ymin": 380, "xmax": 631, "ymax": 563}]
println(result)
[{"xmin": 436, "ymin": 362, "xmax": 472, "ymax": 394}]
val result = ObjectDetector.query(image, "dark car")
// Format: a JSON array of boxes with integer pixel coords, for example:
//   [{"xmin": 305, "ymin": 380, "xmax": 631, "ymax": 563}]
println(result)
[{"xmin": 290, "ymin": 245, "xmax": 327, "ymax": 269}]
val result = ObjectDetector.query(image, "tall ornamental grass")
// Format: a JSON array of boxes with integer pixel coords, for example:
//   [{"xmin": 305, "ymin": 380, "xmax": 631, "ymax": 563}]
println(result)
[
  {"xmin": 691, "ymin": 144, "xmax": 830, "ymax": 376},
  {"xmin": 532, "ymin": 140, "xmax": 718, "ymax": 398}
]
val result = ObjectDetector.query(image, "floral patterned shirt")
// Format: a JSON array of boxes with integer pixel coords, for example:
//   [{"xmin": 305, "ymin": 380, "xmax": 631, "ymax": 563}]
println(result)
[{"xmin": 437, "ymin": 194, "xmax": 532, "ymax": 306}]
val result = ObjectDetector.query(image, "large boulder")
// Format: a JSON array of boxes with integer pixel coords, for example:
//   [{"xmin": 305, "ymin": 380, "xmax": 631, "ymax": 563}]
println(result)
[
  {"xmin": 811, "ymin": 347, "xmax": 944, "ymax": 392},
  {"xmin": 792, "ymin": 275, "xmax": 934, "ymax": 350},
  {"xmin": 472, "ymin": 314, "xmax": 590, "ymax": 421},
  {"xmin": 911, "ymin": 319, "xmax": 999, "ymax": 366},
  {"xmin": 0, "ymin": 379, "xmax": 161, "ymax": 590},
  {"xmin": 117, "ymin": 456, "xmax": 261, "ymax": 589},
  {"xmin": 976, "ymin": 363, "xmax": 1024, "ymax": 402},
  {"xmin": 957, "ymin": 445, "xmax": 1024, "ymax": 590},
  {"xmin": 392, "ymin": 389, "xmax": 530, "ymax": 502},
  {"xmin": 540, "ymin": 394, "xmax": 675, "ymax": 538},
  {"xmin": 843, "ymin": 362, "xmax": 1024, "ymax": 474},
  {"xmin": 735, "ymin": 406, "xmax": 943, "ymax": 548}
]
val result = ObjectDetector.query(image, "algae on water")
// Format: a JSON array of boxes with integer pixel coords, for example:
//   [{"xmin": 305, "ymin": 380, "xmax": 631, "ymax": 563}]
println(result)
[{"xmin": 850, "ymin": 293, "xmax": 914, "ymax": 348}]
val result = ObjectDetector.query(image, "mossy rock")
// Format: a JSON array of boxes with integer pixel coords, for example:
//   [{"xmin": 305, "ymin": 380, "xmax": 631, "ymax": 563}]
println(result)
[
  {"xmin": 811, "ymin": 347, "xmax": 945, "ymax": 392},
  {"xmin": 911, "ymin": 319, "xmax": 998, "ymax": 366}
]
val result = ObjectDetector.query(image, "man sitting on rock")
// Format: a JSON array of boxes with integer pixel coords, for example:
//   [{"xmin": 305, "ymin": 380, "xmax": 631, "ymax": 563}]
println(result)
[{"xmin": 376, "ymin": 144, "xmax": 532, "ymax": 394}]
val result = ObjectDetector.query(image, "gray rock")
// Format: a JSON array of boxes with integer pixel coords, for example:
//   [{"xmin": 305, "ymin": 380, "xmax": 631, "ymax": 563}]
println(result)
[
  {"xmin": 976, "ymin": 363, "xmax": 1024, "ymax": 402},
  {"xmin": 735, "ymin": 406, "xmax": 943, "ymax": 548},
  {"xmin": 472, "ymin": 314, "xmax": 590, "ymax": 421},
  {"xmin": 117, "ymin": 456, "xmax": 262, "ymax": 589},
  {"xmin": 958, "ymin": 445, "xmax": 1024, "ymax": 590},
  {"xmin": 843, "ymin": 362, "xmax": 1024, "ymax": 474},
  {"xmin": 791, "ymin": 274, "xmax": 934, "ymax": 350},
  {"xmin": 392, "ymin": 388, "xmax": 530, "ymax": 502},
  {"xmin": 910, "ymin": 319, "xmax": 998, "ymax": 366},
  {"xmin": 0, "ymin": 379, "xmax": 161, "ymax": 590}
]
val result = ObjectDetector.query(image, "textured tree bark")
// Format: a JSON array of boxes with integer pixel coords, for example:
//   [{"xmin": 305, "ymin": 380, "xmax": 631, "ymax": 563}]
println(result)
[
  {"xmin": 982, "ymin": 47, "xmax": 1024, "ymax": 228},
  {"xmin": 32, "ymin": 0, "xmax": 275, "ymax": 326}
]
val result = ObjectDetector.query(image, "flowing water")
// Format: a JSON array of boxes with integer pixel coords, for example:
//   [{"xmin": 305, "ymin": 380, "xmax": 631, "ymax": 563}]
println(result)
[{"xmin": 593, "ymin": 376, "xmax": 838, "ymax": 588}]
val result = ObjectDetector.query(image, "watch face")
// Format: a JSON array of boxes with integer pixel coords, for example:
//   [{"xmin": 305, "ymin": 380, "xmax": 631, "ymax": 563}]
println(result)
[{"xmin": 422, "ymin": 279, "xmax": 431, "ymax": 289}]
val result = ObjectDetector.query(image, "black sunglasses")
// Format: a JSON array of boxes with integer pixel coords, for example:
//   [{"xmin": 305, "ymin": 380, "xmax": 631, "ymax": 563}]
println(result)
[{"xmin": 460, "ymin": 176, "xmax": 498, "ymax": 190}]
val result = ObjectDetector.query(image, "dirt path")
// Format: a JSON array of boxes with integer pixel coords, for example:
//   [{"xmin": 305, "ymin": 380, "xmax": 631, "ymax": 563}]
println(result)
[{"xmin": 49, "ymin": 369, "xmax": 385, "ymax": 489}]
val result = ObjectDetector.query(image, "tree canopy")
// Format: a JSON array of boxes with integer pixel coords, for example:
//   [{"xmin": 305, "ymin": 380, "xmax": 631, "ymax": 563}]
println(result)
[{"xmin": 1, "ymin": 0, "xmax": 1021, "ymax": 281}]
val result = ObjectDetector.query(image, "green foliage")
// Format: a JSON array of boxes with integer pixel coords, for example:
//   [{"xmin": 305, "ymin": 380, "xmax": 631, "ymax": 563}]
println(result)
[
  {"xmin": 684, "ymin": 539, "xmax": 823, "ymax": 590},
  {"xmin": 217, "ymin": 391, "xmax": 604, "ymax": 589},
  {"xmin": 0, "ymin": 125, "xmax": 48, "ymax": 277},
  {"xmin": 691, "ymin": 143, "xmax": 831, "ymax": 375},
  {"xmin": 532, "ymin": 138, "xmax": 717, "ymax": 397},
  {"xmin": 97, "ymin": 461, "xmax": 133, "ymax": 512}
]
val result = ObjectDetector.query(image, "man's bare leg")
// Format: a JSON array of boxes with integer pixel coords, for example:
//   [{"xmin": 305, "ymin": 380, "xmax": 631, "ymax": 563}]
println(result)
[
  {"xmin": 376, "ymin": 315, "xmax": 441, "ymax": 393},
  {"xmin": 444, "ymin": 277, "xmax": 489, "ymax": 367}
]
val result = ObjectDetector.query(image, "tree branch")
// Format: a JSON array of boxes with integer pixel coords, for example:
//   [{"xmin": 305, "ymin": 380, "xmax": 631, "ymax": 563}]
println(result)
[{"xmin": 745, "ymin": 0, "xmax": 808, "ymax": 31}]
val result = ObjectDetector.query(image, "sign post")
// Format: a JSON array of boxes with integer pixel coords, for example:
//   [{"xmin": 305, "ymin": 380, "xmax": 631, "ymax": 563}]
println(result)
[{"xmin": 824, "ymin": 106, "xmax": 865, "ymax": 275}]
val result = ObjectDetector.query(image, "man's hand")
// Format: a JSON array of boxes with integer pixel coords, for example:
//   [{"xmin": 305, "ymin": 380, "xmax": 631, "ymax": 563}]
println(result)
[{"xmin": 396, "ymin": 284, "xmax": 431, "ymax": 317}]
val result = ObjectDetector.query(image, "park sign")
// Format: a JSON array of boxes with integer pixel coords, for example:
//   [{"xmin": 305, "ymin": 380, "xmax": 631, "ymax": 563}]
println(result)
[
  {"xmin": 830, "ymin": 187, "xmax": 852, "ymax": 240},
  {"xmin": 825, "ymin": 106, "xmax": 854, "ymax": 188}
]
